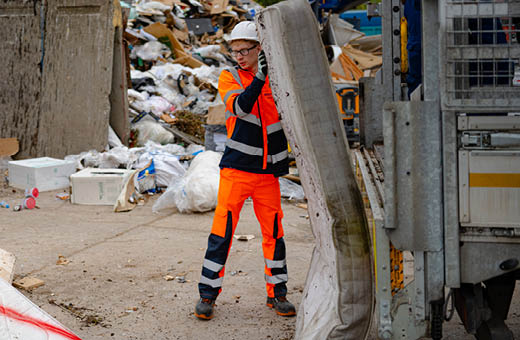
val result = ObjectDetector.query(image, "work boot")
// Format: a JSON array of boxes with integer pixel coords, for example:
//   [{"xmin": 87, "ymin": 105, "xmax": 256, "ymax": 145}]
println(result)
[
  {"xmin": 266, "ymin": 296, "xmax": 296, "ymax": 317},
  {"xmin": 195, "ymin": 298, "xmax": 215, "ymax": 320}
]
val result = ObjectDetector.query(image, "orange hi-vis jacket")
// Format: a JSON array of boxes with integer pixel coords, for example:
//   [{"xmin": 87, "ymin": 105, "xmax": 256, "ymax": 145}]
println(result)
[{"xmin": 217, "ymin": 67, "xmax": 289, "ymax": 177}]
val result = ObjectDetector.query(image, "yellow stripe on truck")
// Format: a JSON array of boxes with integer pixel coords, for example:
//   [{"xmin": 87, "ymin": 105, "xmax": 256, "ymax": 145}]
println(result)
[{"xmin": 469, "ymin": 173, "xmax": 520, "ymax": 188}]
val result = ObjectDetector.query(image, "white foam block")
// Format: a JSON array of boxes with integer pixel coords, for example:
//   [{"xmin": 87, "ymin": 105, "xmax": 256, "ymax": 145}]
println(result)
[
  {"xmin": 8, "ymin": 157, "xmax": 76, "ymax": 192},
  {"xmin": 70, "ymin": 168, "xmax": 134, "ymax": 205}
]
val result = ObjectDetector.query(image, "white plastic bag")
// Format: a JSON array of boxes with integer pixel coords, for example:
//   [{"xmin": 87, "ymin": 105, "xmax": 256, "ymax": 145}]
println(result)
[
  {"xmin": 99, "ymin": 146, "xmax": 136, "ymax": 169},
  {"xmin": 279, "ymin": 177, "xmax": 305, "ymax": 201},
  {"xmin": 127, "ymin": 89, "xmax": 150, "ymax": 102},
  {"xmin": 133, "ymin": 120, "xmax": 174, "ymax": 146},
  {"xmin": 132, "ymin": 41, "xmax": 169, "ymax": 61},
  {"xmin": 135, "ymin": 151, "xmax": 186, "ymax": 187},
  {"xmin": 144, "ymin": 140, "xmax": 186, "ymax": 156},
  {"xmin": 147, "ymin": 96, "xmax": 174, "ymax": 115},
  {"xmin": 136, "ymin": 1, "xmax": 171, "ymax": 13},
  {"xmin": 108, "ymin": 125, "xmax": 124, "ymax": 148},
  {"xmin": 153, "ymin": 151, "xmax": 222, "ymax": 213},
  {"xmin": 186, "ymin": 143, "xmax": 205, "ymax": 155}
]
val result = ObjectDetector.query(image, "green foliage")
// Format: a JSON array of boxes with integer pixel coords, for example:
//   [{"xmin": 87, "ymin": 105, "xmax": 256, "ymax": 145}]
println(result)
[{"xmin": 254, "ymin": 0, "xmax": 284, "ymax": 8}]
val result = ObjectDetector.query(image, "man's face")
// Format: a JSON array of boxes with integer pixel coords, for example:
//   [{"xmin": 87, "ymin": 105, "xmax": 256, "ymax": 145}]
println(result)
[{"xmin": 230, "ymin": 40, "xmax": 261, "ymax": 72}]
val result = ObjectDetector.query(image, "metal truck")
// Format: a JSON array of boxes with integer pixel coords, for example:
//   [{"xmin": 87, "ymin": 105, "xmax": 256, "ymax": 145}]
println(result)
[
  {"xmin": 257, "ymin": 0, "xmax": 520, "ymax": 339},
  {"xmin": 358, "ymin": 0, "xmax": 520, "ymax": 338}
]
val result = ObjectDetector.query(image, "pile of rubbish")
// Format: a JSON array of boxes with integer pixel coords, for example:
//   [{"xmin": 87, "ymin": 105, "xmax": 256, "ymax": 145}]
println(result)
[
  {"xmin": 121, "ymin": 0, "xmax": 262, "ymax": 150},
  {"xmin": 325, "ymin": 14, "xmax": 382, "ymax": 83},
  {"xmin": 2, "ymin": 4, "xmax": 387, "ymax": 215}
]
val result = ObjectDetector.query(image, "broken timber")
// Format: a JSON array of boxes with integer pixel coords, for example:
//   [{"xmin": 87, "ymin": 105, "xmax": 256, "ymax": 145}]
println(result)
[
  {"xmin": 257, "ymin": 1, "xmax": 374, "ymax": 339},
  {"xmin": 0, "ymin": 249, "xmax": 15, "ymax": 284}
]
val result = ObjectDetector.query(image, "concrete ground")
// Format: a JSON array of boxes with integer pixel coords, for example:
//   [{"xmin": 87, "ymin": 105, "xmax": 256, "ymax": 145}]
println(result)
[{"xmin": 0, "ymin": 185, "xmax": 518, "ymax": 340}]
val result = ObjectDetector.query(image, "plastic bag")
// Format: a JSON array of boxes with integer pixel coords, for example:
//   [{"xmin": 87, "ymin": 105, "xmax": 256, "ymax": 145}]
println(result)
[
  {"xmin": 193, "ymin": 45, "xmax": 228, "ymax": 64},
  {"xmin": 132, "ymin": 41, "xmax": 169, "ymax": 61},
  {"xmin": 99, "ymin": 146, "xmax": 136, "ymax": 169},
  {"xmin": 128, "ymin": 89, "xmax": 150, "ymax": 102},
  {"xmin": 153, "ymin": 151, "xmax": 222, "ymax": 213},
  {"xmin": 144, "ymin": 140, "xmax": 186, "ymax": 155},
  {"xmin": 279, "ymin": 177, "xmax": 305, "ymax": 201},
  {"xmin": 133, "ymin": 120, "xmax": 174, "ymax": 146},
  {"xmin": 135, "ymin": 159, "xmax": 157, "ymax": 194},
  {"xmin": 147, "ymin": 96, "xmax": 174, "ymax": 115},
  {"xmin": 136, "ymin": 1, "xmax": 171, "ymax": 13},
  {"xmin": 135, "ymin": 150, "xmax": 186, "ymax": 187},
  {"xmin": 186, "ymin": 143, "xmax": 205, "ymax": 155},
  {"xmin": 108, "ymin": 125, "xmax": 124, "ymax": 148}
]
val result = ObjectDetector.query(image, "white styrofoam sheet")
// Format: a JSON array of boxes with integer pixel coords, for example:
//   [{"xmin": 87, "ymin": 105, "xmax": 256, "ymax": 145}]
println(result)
[{"xmin": 0, "ymin": 278, "xmax": 81, "ymax": 340}]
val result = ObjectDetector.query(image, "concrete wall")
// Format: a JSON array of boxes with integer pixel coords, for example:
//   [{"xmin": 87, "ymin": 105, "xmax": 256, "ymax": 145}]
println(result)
[{"xmin": 0, "ymin": 0, "xmax": 114, "ymax": 159}]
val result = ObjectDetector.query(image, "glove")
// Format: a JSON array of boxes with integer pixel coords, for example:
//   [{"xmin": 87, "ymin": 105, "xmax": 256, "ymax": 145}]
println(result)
[{"xmin": 256, "ymin": 50, "xmax": 268, "ymax": 81}]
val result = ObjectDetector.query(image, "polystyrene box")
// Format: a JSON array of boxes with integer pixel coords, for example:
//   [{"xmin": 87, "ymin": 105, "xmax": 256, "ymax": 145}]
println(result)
[
  {"xmin": 70, "ymin": 168, "xmax": 134, "ymax": 205},
  {"xmin": 8, "ymin": 157, "xmax": 76, "ymax": 192}
]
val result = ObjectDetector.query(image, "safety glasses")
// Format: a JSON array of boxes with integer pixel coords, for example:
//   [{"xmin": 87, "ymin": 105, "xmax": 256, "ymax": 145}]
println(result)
[{"xmin": 230, "ymin": 45, "xmax": 258, "ymax": 57}]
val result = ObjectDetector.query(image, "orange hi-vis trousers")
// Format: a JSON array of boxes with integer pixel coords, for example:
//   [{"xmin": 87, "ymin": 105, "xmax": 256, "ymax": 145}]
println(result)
[{"xmin": 198, "ymin": 168, "xmax": 288, "ymax": 300}]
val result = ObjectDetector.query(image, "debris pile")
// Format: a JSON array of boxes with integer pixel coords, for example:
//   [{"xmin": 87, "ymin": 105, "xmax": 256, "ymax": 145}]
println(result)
[
  {"xmin": 122, "ymin": 0, "xmax": 262, "ymax": 149},
  {"xmin": 327, "ymin": 15, "xmax": 382, "ymax": 82}
]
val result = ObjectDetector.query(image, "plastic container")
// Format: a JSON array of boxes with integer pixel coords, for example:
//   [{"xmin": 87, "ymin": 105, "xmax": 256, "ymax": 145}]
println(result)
[
  {"xmin": 25, "ymin": 187, "xmax": 39, "ymax": 198},
  {"xmin": 22, "ymin": 197, "xmax": 36, "ymax": 209}
]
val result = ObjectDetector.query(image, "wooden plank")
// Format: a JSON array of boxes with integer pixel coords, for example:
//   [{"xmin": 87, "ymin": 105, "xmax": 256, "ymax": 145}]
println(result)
[
  {"xmin": 339, "ymin": 53, "xmax": 363, "ymax": 81},
  {"xmin": 13, "ymin": 276, "xmax": 45, "ymax": 290},
  {"xmin": 0, "ymin": 248, "xmax": 16, "ymax": 284},
  {"xmin": 163, "ymin": 125, "xmax": 203, "ymax": 145},
  {"xmin": 143, "ymin": 22, "xmax": 204, "ymax": 68},
  {"xmin": 342, "ymin": 45, "xmax": 382, "ymax": 71}
]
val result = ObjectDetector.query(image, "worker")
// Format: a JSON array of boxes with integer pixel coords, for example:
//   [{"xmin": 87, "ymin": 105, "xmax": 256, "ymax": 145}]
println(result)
[{"xmin": 194, "ymin": 21, "xmax": 296, "ymax": 320}]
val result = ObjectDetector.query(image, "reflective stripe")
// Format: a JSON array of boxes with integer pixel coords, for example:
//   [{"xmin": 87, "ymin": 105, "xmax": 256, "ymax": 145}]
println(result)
[
  {"xmin": 223, "ymin": 89, "xmax": 244, "ymax": 104},
  {"xmin": 225, "ymin": 110, "xmax": 235, "ymax": 119},
  {"xmin": 200, "ymin": 275, "xmax": 224, "ymax": 288},
  {"xmin": 240, "ymin": 113, "xmax": 261, "ymax": 126},
  {"xmin": 226, "ymin": 139, "xmax": 263, "ymax": 156},
  {"xmin": 235, "ymin": 100, "xmax": 249, "ymax": 118},
  {"xmin": 227, "ymin": 68, "xmax": 244, "ymax": 88},
  {"xmin": 265, "ymin": 258, "xmax": 286, "ymax": 269},
  {"xmin": 267, "ymin": 150, "xmax": 289, "ymax": 164},
  {"xmin": 203, "ymin": 259, "xmax": 224, "ymax": 272},
  {"xmin": 266, "ymin": 122, "xmax": 282, "ymax": 135},
  {"xmin": 265, "ymin": 274, "xmax": 288, "ymax": 284},
  {"xmin": 227, "ymin": 105, "xmax": 261, "ymax": 126}
]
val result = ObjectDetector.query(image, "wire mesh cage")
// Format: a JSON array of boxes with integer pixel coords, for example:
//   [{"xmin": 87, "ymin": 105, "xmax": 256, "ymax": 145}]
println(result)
[{"xmin": 441, "ymin": 0, "xmax": 520, "ymax": 110}]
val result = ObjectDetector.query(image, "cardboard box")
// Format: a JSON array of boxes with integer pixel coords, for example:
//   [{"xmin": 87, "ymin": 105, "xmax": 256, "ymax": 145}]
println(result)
[
  {"xmin": 0, "ymin": 138, "xmax": 19, "ymax": 157},
  {"xmin": 206, "ymin": 104, "xmax": 226, "ymax": 125},
  {"xmin": 8, "ymin": 157, "xmax": 76, "ymax": 192},
  {"xmin": 70, "ymin": 168, "xmax": 134, "ymax": 205}
]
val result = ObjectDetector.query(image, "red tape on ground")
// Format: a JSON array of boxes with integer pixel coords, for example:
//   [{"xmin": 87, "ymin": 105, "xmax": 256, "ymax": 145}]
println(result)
[{"xmin": 0, "ymin": 305, "xmax": 82, "ymax": 340}]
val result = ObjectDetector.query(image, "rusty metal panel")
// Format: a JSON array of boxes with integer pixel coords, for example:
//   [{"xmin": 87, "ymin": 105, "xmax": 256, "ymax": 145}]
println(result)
[
  {"xmin": 0, "ymin": 1, "xmax": 43, "ymax": 158},
  {"xmin": 0, "ymin": 0, "xmax": 114, "ymax": 158},
  {"xmin": 38, "ymin": 0, "xmax": 114, "ymax": 157}
]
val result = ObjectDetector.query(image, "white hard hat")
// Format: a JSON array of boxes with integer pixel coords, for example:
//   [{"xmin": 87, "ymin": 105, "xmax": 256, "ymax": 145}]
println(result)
[{"xmin": 227, "ymin": 21, "xmax": 259, "ymax": 43}]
